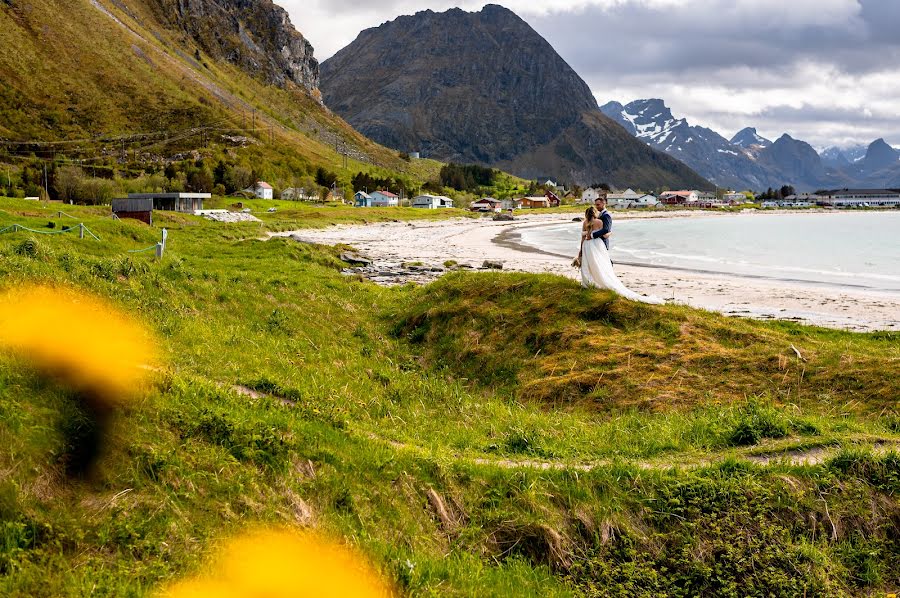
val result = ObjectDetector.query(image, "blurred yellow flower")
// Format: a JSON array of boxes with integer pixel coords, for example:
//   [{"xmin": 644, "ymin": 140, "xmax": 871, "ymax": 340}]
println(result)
[
  {"xmin": 163, "ymin": 529, "xmax": 394, "ymax": 598},
  {"xmin": 0, "ymin": 285, "xmax": 158, "ymax": 403}
]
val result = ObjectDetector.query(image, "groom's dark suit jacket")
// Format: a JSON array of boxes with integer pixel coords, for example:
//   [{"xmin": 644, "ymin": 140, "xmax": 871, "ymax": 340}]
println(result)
[{"xmin": 591, "ymin": 209, "xmax": 612, "ymax": 249}]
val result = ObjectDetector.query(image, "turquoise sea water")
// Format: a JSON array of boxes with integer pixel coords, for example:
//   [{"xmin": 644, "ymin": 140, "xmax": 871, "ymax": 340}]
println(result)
[{"xmin": 519, "ymin": 212, "xmax": 900, "ymax": 292}]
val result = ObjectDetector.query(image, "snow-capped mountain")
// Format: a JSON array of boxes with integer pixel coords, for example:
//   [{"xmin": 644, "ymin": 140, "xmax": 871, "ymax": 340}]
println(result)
[
  {"xmin": 601, "ymin": 98, "xmax": 900, "ymax": 191},
  {"xmin": 731, "ymin": 128, "xmax": 772, "ymax": 150},
  {"xmin": 600, "ymin": 99, "xmax": 777, "ymax": 190}
]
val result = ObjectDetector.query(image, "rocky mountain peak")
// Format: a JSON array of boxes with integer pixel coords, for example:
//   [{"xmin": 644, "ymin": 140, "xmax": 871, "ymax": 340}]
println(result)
[
  {"xmin": 146, "ymin": 0, "xmax": 319, "ymax": 93},
  {"xmin": 320, "ymin": 6, "xmax": 708, "ymax": 189},
  {"xmin": 861, "ymin": 138, "xmax": 900, "ymax": 172},
  {"xmin": 731, "ymin": 127, "xmax": 772, "ymax": 149}
]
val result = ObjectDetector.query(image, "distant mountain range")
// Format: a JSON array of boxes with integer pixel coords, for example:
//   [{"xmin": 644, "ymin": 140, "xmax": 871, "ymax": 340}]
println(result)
[
  {"xmin": 600, "ymin": 99, "xmax": 900, "ymax": 192},
  {"xmin": 320, "ymin": 5, "xmax": 710, "ymax": 190}
]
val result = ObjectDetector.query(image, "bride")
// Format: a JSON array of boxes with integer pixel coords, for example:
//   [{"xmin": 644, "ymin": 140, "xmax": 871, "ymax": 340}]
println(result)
[{"xmin": 578, "ymin": 207, "xmax": 665, "ymax": 305}]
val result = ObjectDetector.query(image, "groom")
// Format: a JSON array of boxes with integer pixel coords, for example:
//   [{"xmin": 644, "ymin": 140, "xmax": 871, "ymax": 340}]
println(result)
[{"xmin": 592, "ymin": 196, "xmax": 612, "ymax": 249}]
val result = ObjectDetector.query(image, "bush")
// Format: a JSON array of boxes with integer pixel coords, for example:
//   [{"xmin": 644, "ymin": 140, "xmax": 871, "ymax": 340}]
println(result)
[{"xmin": 727, "ymin": 401, "xmax": 789, "ymax": 446}]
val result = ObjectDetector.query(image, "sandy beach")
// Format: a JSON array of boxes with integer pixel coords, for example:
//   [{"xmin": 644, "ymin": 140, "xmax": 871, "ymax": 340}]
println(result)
[{"xmin": 275, "ymin": 211, "xmax": 900, "ymax": 332}]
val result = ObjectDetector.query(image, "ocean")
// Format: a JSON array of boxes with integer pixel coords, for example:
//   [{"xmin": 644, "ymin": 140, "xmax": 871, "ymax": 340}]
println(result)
[{"xmin": 518, "ymin": 211, "xmax": 900, "ymax": 292}]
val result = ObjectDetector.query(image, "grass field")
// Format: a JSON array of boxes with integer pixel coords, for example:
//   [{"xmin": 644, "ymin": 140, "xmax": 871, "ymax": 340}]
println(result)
[{"xmin": 0, "ymin": 198, "xmax": 898, "ymax": 596}]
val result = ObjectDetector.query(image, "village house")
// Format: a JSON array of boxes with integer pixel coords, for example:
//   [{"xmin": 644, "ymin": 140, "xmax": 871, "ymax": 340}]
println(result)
[
  {"xmin": 520, "ymin": 196, "xmax": 550, "ymax": 209},
  {"xmin": 251, "ymin": 181, "xmax": 273, "ymax": 200},
  {"xmin": 412, "ymin": 194, "xmax": 454, "ymax": 209},
  {"xmin": 470, "ymin": 197, "xmax": 502, "ymax": 212},
  {"xmin": 580, "ymin": 187, "xmax": 607, "ymax": 204},
  {"xmin": 659, "ymin": 190, "xmax": 701, "ymax": 205},
  {"xmin": 281, "ymin": 187, "xmax": 316, "ymax": 201},
  {"xmin": 723, "ymin": 192, "xmax": 749, "ymax": 204},
  {"xmin": 501, "ymin": 198, "xmax": 523, "ymax": 210},
  {"xmin": 369, "ymin": 190, "xmax": 399, "ymax": 207},
  {"xmin": 606, "ymin": 189, "xmax": 659, "ymax": 209},
  {"xmin": 354, "ymin": 191, "xmax": 373, "ymax": 207}
]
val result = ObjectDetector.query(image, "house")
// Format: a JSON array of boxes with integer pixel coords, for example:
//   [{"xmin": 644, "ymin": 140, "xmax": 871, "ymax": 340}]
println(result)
[
  {"xmin": 370, "ymin": 190, "xmax": 399, "ymax": 207},
  {"xmin": 470, "ymin": 197, "xmax": 502, "ymax": 212},
  {"xmin": 501, "ymin": 198, "xmax": 523, "ymax": 210},
  {"xmin": 520, "ymin": 196, "xmax": 550, "ymax": 209},
  {"xmin": 581, "ymin": 188, "xmax": 608, "ymax": 204},
  {"xmin": 354, "ymin": 191, "xmax": 372, "ymax": 207},
  {"xmin": 412, "ymin": 194, "xmax": 454, "ymax": 209},
  {"xmin": 606, "ymin": 189, "xmax": 658, "ymax": 209},
  {"xmin": 723, "ymin": 192, "xmax": 749, "ymax": 204},
  {"xmin": 252, "ymin": 181, "xmax": 274, "ymax": 200},
  {"xmin": 112, "ymin": 192, "xmax": 210, "ymax": 224},
  {"xmin": 281, "ymin": 187, "xmax": 316, "ymax": 201},
  {"xmin": 659, "ymin": 190, "xmax": 701, "ymax": 205}
]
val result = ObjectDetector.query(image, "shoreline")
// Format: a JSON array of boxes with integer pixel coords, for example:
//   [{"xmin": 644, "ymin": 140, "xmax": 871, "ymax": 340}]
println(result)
[{"xmin": 274, "ymin": 211, "xmax": 900, "ymax": 332}]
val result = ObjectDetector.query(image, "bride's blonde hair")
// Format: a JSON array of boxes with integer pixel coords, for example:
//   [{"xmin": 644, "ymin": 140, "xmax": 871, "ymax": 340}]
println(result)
[{"xmin": 585, "ymin": 206, "xmax": 598, "ymax": 221}]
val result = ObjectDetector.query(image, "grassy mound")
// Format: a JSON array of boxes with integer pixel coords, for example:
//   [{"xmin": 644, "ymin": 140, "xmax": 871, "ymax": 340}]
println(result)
[{"xmin": 390, "ymin": 272, "xmax": 898, "ymax": 413}]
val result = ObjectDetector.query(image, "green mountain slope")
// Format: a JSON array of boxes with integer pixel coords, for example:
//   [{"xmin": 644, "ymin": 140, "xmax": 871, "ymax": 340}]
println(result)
[{"xmin": 0, "ymin": 0, "xmax": 438, "ymax": 193}]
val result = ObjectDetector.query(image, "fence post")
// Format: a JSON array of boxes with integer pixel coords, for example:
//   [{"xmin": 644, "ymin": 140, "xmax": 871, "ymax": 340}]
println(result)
[
  {"xmin": 79, "ymin": 223, "xmax": 85, "ymax": 239},
  {"xmin": 156, "ymin": 243, "xmax": 164, "ymax": 259}
]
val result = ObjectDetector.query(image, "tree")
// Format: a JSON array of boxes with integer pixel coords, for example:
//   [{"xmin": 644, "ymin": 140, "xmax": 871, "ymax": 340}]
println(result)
[
  {"xmin": 54, "ymin": 166, "xmax": 83, "ymax": 203},
  {"xmin": 186, "ymin": 167, "xmax": 214, "ymax": 193},
  {"xmin": 780, "ymin": 185, "xmax": 795, "ymax": 199},
  {"xmin": 164, "ymin": 163, "xmax": 178, "ymax": 181}
]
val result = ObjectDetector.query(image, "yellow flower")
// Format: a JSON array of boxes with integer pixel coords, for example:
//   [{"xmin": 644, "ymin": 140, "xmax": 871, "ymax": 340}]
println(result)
[
  {"xmin": 0, "ymin": 285, "xmax": 158, "ymax": 404},
  {"xmin": 162, "ymin": 529, "xmax": 394, "ymax": 597}
]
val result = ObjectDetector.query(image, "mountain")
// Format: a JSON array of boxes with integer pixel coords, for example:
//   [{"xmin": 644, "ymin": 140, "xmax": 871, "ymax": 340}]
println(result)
[
  {"xmin": 859, "ymin": 138, "xmax": 900, "ymax": 172},
  {"xmin": 820, "ymin": 146, "xmax": 852, "ymax": 168},
  {"xmin": 756, "ymin": 134, "xmax": 827, "ymax": 189},
  {"xmin": 0, "ymin": 0, "xmax": 430, "ymax": 193},
  {"xmin": 730, "ymin": 128, "xmax": 772, "ymax": 150},
  {"xmin": 603, "ymin": 98, "xmax": 900, "ymax": 191},
  {"xmin": 600, "ymin": 99, "xmax": 774, "ymax": 190},
  {"xmin": 320, "ymin": 5, "xmax": 709, "ymax": 190}
]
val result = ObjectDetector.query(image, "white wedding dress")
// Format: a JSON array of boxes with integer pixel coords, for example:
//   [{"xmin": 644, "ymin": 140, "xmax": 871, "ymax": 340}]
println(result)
[{"xmin": 581, "ymin": 237, "xmax": 665, "ymax": 304}]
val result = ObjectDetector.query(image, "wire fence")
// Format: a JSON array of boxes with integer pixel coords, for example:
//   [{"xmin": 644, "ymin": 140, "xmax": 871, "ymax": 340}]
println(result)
[{"xmin": 0, "ymin": 221, "xmax": 167, "ymax": 257}]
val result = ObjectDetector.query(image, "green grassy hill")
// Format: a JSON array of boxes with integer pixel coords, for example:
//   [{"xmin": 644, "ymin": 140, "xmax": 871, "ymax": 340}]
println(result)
[
  {"xmin": 0, "ymin": 0, "xmax": 442, "ymax": 197},
  {"xmin": 0, "ymin": 197, "xmax": 898, "ymax": 596}
]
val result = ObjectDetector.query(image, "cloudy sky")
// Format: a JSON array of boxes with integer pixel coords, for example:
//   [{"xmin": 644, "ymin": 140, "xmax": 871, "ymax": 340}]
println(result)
[{"xmin": 285, "ymin": 0, "xmax": 900, "ymax": 150}]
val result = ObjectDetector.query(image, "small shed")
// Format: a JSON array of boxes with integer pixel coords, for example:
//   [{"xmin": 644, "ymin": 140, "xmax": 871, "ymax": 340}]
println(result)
[{"xmin": 112, "ymin": 198, "xmax": 154, "ymax": 225}]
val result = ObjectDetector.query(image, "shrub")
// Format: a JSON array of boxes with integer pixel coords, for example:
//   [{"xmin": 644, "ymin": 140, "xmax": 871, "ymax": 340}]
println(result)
[{"xmin": 727, "ymin": 401, "xmax": 789, "ymax": 446}]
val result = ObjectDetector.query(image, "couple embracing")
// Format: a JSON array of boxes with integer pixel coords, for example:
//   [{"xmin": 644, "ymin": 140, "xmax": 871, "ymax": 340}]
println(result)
[{"xmin": 575, "ymin": 196, "xmax": 664, "ymax": 305}]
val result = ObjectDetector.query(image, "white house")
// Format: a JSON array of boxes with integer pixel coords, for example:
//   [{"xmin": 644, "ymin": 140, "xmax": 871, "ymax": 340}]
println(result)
[
  {"xmin": 253, "ymin": 181, "xmax": 274, "ymax": 200},
  {"xmin": 412, "ymin": 194, "xmax": 453, "ymax": 209},
  {"xmin": 281, "ymin": 187, "xmax": 316, "ymax": 201},
  {"xmin": 580, "ymin": 188, "xmax": 607, "ymax": 204},
  {"xmin": 723, "ymin": 192, "xmax": 749, "ymax": 204},
  {"xmin": 354, "ymin": 191, "xmax": 372, "ymax": 207},
  {"xmin": 370, "ymin": 190, "xmax": 399, "ymax": 207},
  {"xmin": 606, "ymin": 189, "xmax": 658, "ymax": 209}
]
